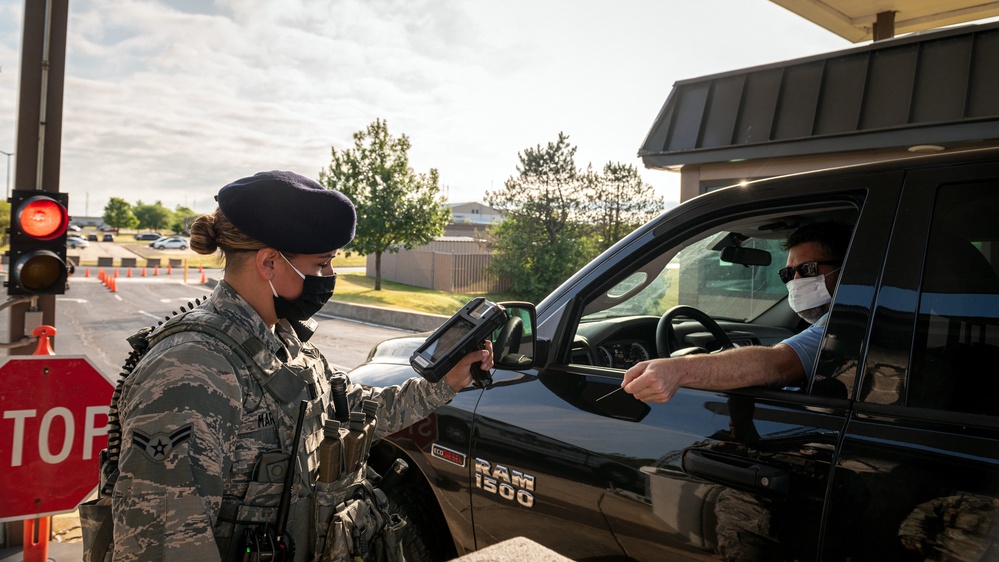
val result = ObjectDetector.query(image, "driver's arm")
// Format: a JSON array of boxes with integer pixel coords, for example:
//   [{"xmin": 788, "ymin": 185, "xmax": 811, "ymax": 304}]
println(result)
[{"xmin": 621, "ymin": 344, "xmax": 804, "ymax": 403}]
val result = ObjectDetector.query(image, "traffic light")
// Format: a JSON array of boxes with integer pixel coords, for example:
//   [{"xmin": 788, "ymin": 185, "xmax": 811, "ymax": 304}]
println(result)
[{"xmin": 7, "ymin": 189, "xmax": 71, "ymax": 295}]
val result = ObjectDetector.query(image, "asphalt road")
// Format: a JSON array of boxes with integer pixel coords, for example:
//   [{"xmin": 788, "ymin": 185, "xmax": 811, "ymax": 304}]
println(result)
[{"xmin": 3, "ymin": 262, "xmax": 406, "ymax": 377}]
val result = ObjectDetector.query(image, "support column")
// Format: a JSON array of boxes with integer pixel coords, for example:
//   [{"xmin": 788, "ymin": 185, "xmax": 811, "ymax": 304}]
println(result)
[{"xmin": 873, "ymin": 11, "xmax": 896, "ymax": 41}]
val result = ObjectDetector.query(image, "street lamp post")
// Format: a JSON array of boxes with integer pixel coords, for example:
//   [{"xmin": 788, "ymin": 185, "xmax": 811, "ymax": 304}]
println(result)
[{"xmin": 0, "ymin": 150, "xmax": 12, "ymax": 200}]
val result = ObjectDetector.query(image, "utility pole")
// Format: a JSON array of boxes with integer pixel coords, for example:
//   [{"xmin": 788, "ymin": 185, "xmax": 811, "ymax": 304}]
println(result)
[{"xmin": 0, "ymin": 150, "xmax": 12, "ymax": 199}]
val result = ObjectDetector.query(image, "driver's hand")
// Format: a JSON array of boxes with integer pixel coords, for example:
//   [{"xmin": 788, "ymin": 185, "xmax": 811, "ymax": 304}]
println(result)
[
  {"xmin": 622, "ymin": 359, "xmax": 681, "ymax": 403},
  {"xmin": 444, "ymin": 340, "xmax": 494, "ymax": 391}
]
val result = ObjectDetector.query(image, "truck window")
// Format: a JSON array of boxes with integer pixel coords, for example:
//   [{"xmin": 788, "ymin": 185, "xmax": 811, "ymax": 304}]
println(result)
[
  {"xmin": 908, "ymin": 182, "xmax": 999, "ymax": 415},
  {"xmin": 571, "ymin": 207, "xmax": 858, "ymax": 370}
]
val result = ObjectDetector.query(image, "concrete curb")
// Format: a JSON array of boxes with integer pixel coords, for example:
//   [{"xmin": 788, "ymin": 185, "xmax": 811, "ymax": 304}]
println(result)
[
  {"xmin": 451, "ymin": 537, "xmax": 573, "ymax": 561},
  {"xmin": 321, "ymin": 301, "xmax": 447, "ymax": 333}
]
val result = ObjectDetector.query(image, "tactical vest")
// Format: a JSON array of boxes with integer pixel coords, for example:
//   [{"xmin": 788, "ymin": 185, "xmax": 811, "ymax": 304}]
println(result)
[{"xmin": 84, "ymin": 301, "xmax": 353, "ymax": 562}]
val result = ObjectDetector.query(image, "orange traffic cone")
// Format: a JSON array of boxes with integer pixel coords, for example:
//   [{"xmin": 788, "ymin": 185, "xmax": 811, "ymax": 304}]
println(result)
[
  {"xmin": 168, "ymin": 264, "xmax": 173, "ymax": 275},
  {"xmin": 201, "ymin": 271, "xmax": 206, "ymax": 283},
  {"xmin": 141, "ymin": 267, "xmax": 147, "ymax": 277},
  {"xmin": 85, "ymin": 267, "xmax": 90, "ymax": 278},
  {"xmin": 154, "ymin": 266, "xmax": 159, "ymax": 276},
  {"xmin": 127, "ymin": 268, "xmax": 132, "ymax": 277}
]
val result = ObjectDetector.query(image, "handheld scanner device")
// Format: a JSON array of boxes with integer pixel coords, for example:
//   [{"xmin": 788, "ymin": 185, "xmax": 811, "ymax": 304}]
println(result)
[{"xmin": 410, "ymin": 297, "xmax": 507, "ymax": 387}]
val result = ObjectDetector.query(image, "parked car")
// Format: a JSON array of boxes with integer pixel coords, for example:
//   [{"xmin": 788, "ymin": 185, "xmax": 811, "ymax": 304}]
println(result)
[
  {"xmin": 98, "ymin": 225, "xmax": 118, "ymax": 233},
  {"xmin": 151, "ymin": 236, "xmax": 188, "ymax": 250},
  {"xmin": 349, "ymin": 148, "xmax": 999, "ymax": 562},
  {"xmin": 134, "ymin": 232, "xmax": 162, "ymax": 241},
  {"xmin": 102, "ymin": 234, "xmax": 114, "ymax": 242},
  {"xmin": 68, "ymin": 224, "xmax": 82, "ymax": 232},
  {"xmin": 86, "ymin": 233, "xmax": 98, "ymax": 242},
  {"xmin": 66, "ymin": 235, "xmax": 90, "ymax": 249}
]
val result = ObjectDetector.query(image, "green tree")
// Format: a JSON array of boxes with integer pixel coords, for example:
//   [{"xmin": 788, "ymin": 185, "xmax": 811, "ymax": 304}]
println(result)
[
  {"xmin": 0, "ymin": 200, "xmax": 9, "ymax": 246},
  {"xmin": 588, "ymin": 162, "xmax": 664, "ymax": 252},
  {"xmin": 133, "ymin": 201, "xmax": 173, "ymax": 231},
  {"xmin": 486, "ymin": 132, "xmax": 592, "ymax": 302},
  {"xmin": 320, "ymin": 119, "xmax": 450, "ymax": 290},
  {"xmin": 171, "ymin": 205, "xmax": 198, "ymax": 234},
  {"xmin": 103, "ymin": 197, "xmax": 139, "ymax": 230}
]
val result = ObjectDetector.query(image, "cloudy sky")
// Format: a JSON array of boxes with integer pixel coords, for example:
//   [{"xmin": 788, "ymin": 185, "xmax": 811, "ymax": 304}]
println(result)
[{"xmin": 0, "ymin": 0, "xmax": 859, "ymax": 219}]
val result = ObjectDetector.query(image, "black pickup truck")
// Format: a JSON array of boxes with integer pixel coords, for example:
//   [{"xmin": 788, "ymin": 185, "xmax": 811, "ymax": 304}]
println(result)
[{"xmin": 351, "ymin": 148, "xmax": 999, "ymax": 562}]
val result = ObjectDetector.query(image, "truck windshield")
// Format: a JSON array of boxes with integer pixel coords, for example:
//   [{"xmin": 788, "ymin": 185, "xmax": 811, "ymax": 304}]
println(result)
[{"xmin": 583, "ymin": 235, "xmax": 789, "ymax": 323}]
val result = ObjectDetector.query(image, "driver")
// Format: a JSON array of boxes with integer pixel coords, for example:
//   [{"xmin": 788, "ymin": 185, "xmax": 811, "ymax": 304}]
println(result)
[{"xmin": 621, "ymin": 221, "xmax": 851, "ymax": 403}]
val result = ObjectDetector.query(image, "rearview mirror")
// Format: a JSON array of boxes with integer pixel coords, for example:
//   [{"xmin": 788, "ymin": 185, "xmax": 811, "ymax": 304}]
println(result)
[{"xmin": 720, "ymin": 246, "xmax": 772, "ymax": 267}]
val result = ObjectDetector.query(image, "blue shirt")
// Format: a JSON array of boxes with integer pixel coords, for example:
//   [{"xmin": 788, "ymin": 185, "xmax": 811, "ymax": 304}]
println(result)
[{"xmin": 780, "ymin": 313, "xmax": 829, "ymax": 378}]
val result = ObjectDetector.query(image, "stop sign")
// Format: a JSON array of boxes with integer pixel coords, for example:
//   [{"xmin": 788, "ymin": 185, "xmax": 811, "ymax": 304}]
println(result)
[{"xmin": 0, "ymin": 356, "xmax": 115, "ymax": 522}]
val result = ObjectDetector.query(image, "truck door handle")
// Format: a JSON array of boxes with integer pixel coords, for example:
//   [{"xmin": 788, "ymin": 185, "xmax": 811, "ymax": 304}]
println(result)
[{"xmin": 682, "ymin": 449, "xmax": 789, "ymax": 495}]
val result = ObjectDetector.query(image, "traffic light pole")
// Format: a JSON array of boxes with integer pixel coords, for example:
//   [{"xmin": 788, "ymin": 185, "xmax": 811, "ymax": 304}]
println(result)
[
  {"xmin": 2, "ymin": 1, "xmax": 70, "ymax": 549},
  {"xmin": 7, "ymin": 0, "xmax": 69, "ymax": 357}
]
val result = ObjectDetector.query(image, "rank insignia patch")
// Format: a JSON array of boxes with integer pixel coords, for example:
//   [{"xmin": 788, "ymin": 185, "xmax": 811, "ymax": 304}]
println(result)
[{"xmin": 133, "ymin": 425, "xmax": 192, "ymax": 462}]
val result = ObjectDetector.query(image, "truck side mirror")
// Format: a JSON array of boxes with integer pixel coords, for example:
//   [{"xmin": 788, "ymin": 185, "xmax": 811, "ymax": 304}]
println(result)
[{"xmin": 493, "ymin": 302, "xmax": 537, "ymax": 370}]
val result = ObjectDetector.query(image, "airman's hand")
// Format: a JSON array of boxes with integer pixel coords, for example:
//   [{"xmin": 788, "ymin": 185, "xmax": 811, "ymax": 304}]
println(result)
[{"xmin": 444, "ymin": 340, "xmax": 494, "ymax": 391}]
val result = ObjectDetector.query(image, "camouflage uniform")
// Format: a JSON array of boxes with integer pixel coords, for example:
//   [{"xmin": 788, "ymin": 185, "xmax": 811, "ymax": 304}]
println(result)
[{"xmin": 112, "ymin": 280, "xmax": 455, "ymax": 561}]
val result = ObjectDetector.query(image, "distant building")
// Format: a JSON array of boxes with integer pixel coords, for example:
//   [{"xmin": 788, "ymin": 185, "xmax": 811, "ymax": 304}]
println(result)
[
  {"xmin": 448, "ymin": 202, "xmax": 503, "ymax": 224},
  {"xmin": 70, "ymin": 215, "xmax": 105, "ymax": 227},
  {"xmin": 444, "ymin": 202, "xmax": 503, "ymax": 237},
  {"xmin": 368, "ymin": 201, "xmax": 508, "ymax": 293}
]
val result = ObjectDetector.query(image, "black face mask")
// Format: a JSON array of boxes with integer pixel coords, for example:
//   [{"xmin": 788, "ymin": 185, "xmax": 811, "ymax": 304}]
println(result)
[{"xmin": 270, "ymin": 255, "xmax": 337, "ymax": 339}]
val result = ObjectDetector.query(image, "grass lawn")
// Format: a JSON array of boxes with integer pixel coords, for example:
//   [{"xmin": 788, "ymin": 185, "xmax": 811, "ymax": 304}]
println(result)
[{"xmin": 334, "ymin": 273, "xmax": 514, "ymax": 316}]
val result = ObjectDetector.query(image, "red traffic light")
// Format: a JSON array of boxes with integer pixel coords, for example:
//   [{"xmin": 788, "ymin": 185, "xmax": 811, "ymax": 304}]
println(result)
[
  {"xmin": 7, "ymin": 190, "xmax": 71, "ymax": 295},
  {"xmin": 17, "ymin": 196, "xmax": 69, "ymax": 240}
]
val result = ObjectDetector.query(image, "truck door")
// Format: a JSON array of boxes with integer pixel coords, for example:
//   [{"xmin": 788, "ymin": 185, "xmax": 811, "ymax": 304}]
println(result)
[{"xmin": 821, "ymin": 164, "xmax": 999, "ymax": 560}]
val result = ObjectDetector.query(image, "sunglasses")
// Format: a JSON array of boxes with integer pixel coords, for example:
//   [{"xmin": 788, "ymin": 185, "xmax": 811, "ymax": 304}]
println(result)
[{"xmin": 778, "ymin": 260, "xmax": 841, "ymax": 284}]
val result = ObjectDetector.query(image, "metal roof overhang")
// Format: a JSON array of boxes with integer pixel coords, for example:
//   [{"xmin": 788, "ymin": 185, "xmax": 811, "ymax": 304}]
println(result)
[
  {"xmin": 639, "ymin": 21, "xmax": 999, "ymax": 170},
  {"xmin": 770, "ymin": 0, "xmax": 999, "ymax": 42}
]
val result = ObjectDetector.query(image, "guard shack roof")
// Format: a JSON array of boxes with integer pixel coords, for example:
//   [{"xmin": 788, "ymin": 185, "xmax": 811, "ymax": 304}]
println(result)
[
  {"xmin": 771, "ymin": 0, "xmax": 999, "ymax": 43},
  {"xmin": 639, "ymin": 20, "xmax": 999, "ymax": 172}
]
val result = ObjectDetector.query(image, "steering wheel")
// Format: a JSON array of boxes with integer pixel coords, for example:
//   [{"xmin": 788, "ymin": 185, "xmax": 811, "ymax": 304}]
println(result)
[{"xmin": 656, "ymin": 305, "xmax": 735, "ymax": 358}]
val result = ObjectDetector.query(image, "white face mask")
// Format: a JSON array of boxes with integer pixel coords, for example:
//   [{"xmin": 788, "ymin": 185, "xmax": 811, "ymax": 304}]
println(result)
[{"xmin": 786, "ymin": 270, "xmax": 837, "ymax": 319}]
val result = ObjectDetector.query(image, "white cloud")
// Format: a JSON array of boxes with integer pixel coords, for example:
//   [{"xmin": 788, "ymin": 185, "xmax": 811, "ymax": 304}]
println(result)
[{"xmin": 0, "ymin": 0, "xmax": 858, "ymax": 218}]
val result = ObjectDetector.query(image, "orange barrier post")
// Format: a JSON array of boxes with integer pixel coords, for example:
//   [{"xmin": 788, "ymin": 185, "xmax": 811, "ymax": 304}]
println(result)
[
  {"xmin": 154, "ymin": 266, "xmax": 159, "ymax": 276},
  {"xmin": 23, "ymin": 325, "xmax": 58, "ymax": 561},
  {"xmin": 142, "ymin": 267, "xmax": 147, "ymax": 277},
  {"xmin": 32, "ymin": 325, "xmax": 56, "ymax": 356},
  {"xmin": 85, "ymin": 267, "xmax": 90, "ymax": 278},
  {"xmin": 127, "ymin": 268, "xmax": 132, "ymax": 277},
  {"xmin": 22, "ymin": 515, "xmax": 50, "ymax": 562},
  {"xmin": 168, "ymin": 264, "xmax": 173, "ymax": 275}
]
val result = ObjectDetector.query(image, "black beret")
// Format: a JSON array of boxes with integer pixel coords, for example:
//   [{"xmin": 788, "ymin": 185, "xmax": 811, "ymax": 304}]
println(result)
[{"xmin": 216, "ymin": 170, "xmax": 356, "ymax": 254}]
